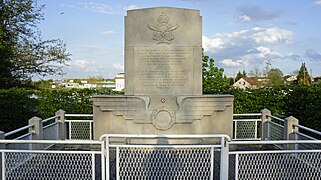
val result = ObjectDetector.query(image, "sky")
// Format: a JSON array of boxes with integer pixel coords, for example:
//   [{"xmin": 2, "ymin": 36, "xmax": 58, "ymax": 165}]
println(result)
[{"xmin": 37, "ymin": 0, "xmax": 321, "ymax": 80}]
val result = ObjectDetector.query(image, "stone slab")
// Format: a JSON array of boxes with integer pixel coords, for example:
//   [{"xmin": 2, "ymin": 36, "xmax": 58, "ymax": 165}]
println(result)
[{"xmin": 125, "ymin": 7, "xmax": 202, "ymax": 95}]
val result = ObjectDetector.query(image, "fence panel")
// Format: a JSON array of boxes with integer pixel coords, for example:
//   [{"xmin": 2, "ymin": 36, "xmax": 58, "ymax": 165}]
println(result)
[
  {"xmin": 234, "ymin": 120, "xmax": 260, "ymax": 140},
  {"xmin": 268, "ymin": 121, "xmax": 284, "ymax": 140},
  {"xmin": 43, "ymin": 122, "xmax": 59, "ymax": 140},
  {"xmin": 233, "ymin": 114, "xmax": 261, "ymax": 140},
  {"xmin": 233, "ymin": 151, "xmax": 321, "ymax": 179},
  {"xmin": 117, "ymin": 147, "xmax": 213, "ymax": 179},
  {"xmin": 67, "ymin": 120, "xmax": 93, "ymax": 140},
  {"xmin": 3, "ymin": 151, "xmax": 98, "ymax": 180},
  {"xmin": 103, "ymin": 134, "xmax": 230, "ymax": 180}
]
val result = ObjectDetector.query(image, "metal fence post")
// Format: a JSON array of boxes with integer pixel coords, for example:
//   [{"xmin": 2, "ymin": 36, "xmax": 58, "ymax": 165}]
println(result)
[
  {"xmin": 284, "ymin": 116, "xmax": 299, "ymax": 150},
  {"xmin": 29, "ymin": 116, "xmax": 43, "ymax": 150},
  {"xmin": 0, "ymin": 131, "xmax": 4, "ymax": 149},
  {"xmin": 261, "ymin": 109, "xmax": 271, "ymax": 140},
  {"xmin": 220, "ymin": 138, "xmax": 229, "ymax": 180},
  {"xmin": 55, "ymin": 109, "xmax": 66, "ymax": 140},
  {"xmin": 0, "ymin": 131, "xmax": 4, "ymax": 180}
]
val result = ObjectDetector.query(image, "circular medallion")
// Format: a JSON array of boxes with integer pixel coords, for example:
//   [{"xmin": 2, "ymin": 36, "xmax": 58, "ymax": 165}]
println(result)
[
  {"xmin": 160, "ymin": 98, "xmax": 166, "ymax": 103},
  {"xmin": 151, "ymin": 105, "xmax": 175, "ymax": 130}
]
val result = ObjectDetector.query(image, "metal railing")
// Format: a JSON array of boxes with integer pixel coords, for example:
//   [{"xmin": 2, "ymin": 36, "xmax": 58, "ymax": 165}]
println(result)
[
  {"xmin": 0, "ymin": 139, "xmax": 103, "ymax": 180},
  {"xmin": 100, "ymin": 134, "xmax": 231, "ymax": 180},
  {"xmin": 229, "ymin": 140, "xmax": 321, "ymax": 179},
  {"xmin": 4, "ymin": 124, "xmax": 35, "ymax": 140},
  {"xmin": 1, "ymin": 133, "xmax": 321, "ymax": 179},
  {"xmin": 65, "ymin": 114, "xmax": 93, "ymax": 140},
  {"xmin": 266, "ymin": 114, "xmax": 285, "ymax": 141},
  {"xmin": 233, "ymin": 113, "xmax": 261, "ymax": 140}
]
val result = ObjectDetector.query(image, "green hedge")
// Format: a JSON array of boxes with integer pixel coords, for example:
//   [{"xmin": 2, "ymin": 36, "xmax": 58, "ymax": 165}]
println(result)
[
  {"xmin": 0, "ymin": 89, "xmax": 38, "ymax": 132},
  {"xmin": 0, "ymin": 85, "xmax": 321, "ymax": 132}
]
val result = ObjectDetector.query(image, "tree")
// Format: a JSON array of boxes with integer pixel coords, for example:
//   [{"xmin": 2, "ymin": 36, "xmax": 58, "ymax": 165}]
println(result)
[
  {"xmin": 0, "ymin": 0, "xmax": 70, "ymax": 88},
  {"xmin": 235, "ymin": 70, "xmax": 247, "ymax": 82},
  {"xmin": 202, "ymin": 51, "xmax": 229, "ymax": 94},
  {"xmin": 266, "ymin": 68, "xmax": 284, "ymax": 86},
  {"xmin": 297, "ymin": 63, "xmax": 311, "ymax": 85}
]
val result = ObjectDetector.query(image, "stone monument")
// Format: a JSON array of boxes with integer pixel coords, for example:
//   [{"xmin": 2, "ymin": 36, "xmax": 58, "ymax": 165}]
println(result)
[{"xmin": 92, "ymin": 7, "xmax": 234, "ymax": 139}]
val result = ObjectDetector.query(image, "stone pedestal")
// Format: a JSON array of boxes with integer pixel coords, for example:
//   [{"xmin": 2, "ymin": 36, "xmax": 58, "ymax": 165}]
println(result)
[{"xmin": 93, "ymin": 95, "xmax": 233, "ymax": 139}]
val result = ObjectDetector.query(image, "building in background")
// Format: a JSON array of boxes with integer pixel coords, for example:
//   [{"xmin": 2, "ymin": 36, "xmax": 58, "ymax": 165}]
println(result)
[{"xmin": 114, "ymin": 73, "xmax": 125, "ymax": 91}]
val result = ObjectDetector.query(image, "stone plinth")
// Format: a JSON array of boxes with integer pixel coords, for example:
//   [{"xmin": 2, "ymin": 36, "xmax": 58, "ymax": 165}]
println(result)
[{"xmin": 93, "ymin": 95, "xmax": 233, "ymax": 138}]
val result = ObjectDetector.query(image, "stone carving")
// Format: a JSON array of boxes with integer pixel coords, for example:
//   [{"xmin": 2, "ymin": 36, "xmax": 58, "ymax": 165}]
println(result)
[
  {"xmin": 151, "ymin": 105, "xmax": 176, "ymax": 130},
  {"xmin": 148, "ymin": 13, "xmax": 179, "ymax": 44},
  {"xmin": 95, "ymin": 96, "xmax": 150, "ymax": 123},
  {"xmin": 176, "ymin": 96, "xmax": 233, "ymax": 123}
]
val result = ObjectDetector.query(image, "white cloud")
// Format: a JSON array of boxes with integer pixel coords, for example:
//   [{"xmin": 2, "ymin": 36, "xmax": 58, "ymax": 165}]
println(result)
[
  {"xmin": 220, "ymin": 59, "xmax": 244, "ymax": 67},
  {"xmin": 202, "ymin": 35, "xmax": 224, "ymax": 52},
  {"xmin": 252, "ymin": 27, "xmax": 293, "ymax": 44},
  {"xmin": 314, "ymin": 0, "xmax": 321, "ymax": 6},
  {"xmin": 202, "ymin": 26, "xmax": 293, "ymax": 55},
  {"xmin": 123, "ymin": 5, "xmax": 139, "ymax": 11},
  {"xmin": 113, "ymin": 63, "xmax": 124, "ymax": 70},
  {"xmin": 237, "ymin": 6, "xmax": 283, "ymax": 22},
  {"xmin": 60, "ymin": 2, "xmax": 113, "ymax": 15},
  {"xmin": 203, "ymin": 26, "xmax": 291, "ymax": 68},
  {"xmin": 102, "ymin": 30, "xmax": 118, "ymax": 37},
  {"xmin": 82, "ymin": 2, "xmax": 112, "ymax": 14},
  {"xmin": 67, "ymin": 60, "xmax": 99, "ymax": 72},
  {"xmin": 237, "ymin": 15, "xmax": 252, "ymax": 23},
  {"xmin": 256, "ymin": 46, "xmax": 281, "ymax": 59}
]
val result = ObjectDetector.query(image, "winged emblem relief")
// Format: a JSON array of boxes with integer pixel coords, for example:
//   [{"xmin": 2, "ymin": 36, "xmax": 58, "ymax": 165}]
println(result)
[{"xmin": 148, "ymin": 13, "xmax": 179, "ymax": 44}]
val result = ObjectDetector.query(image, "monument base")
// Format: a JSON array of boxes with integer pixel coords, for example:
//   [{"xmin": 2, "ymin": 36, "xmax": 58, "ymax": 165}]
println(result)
[{"xmin": 92, "ymin": 95, "xmax": 234, "ymax": 140}]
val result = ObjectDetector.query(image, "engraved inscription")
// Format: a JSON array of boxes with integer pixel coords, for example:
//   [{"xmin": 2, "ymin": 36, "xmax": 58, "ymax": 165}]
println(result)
[
  {"xmin": 147, "ymin": 13, "xmax": 179, "ymax": 44},
  {"xmin": 135, "ymin": 47, "xmax": 192, "ymax": 90}
]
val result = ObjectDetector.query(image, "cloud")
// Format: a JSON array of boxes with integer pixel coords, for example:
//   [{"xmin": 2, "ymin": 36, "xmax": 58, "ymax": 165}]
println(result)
[
  {"xmin": 237, "ymin": 15, "xmax": 252, "ymax": 23},
  {"xmin": 203, "ymin": 26, "xmax": 292, "ymax": 67},
  {"xmin": 252, "ymin": 27, "xmax": 293, "ymax": 44},
  {"xmin": 123, "ymin": 5, "xmax": 139, "ymax": 11},
  {"xmin": 220, "ymin": 59, "xmax": 244, "ymax": 67},
  {"xmin": 314, "ymin": 0, "xmax": 321, "ymax": 6},
  {"xmin": 306, "ymin": 49, "xmax": 321, "ymax": 61},
  {"xmin": 113, "ymin": 63, "xmax": 124, "ymax": 70},
  {"xmin": 285, "ymin": 53, "xmax": 301, "ymax": 61},
  {"xmin": 60, "ymin": 2, "xmax": 113, "ymax": 15},
  {"xmin": 83, "ymin": 2, "xmax": 113, "ymax": 14},
  {"xmin": 203, "ymin": 26, "xmax": 293, "ymax": 54},
  {"xmin": 237, "ymin": 5, "xmax": 283, "ymax": 22},
  {"xmin": 101, "ymin": 30, "xmax": 118, "ymax": 37},
  {"xmin": 67, "ymin": 60, "xmax": 99, "ymax": 72}
]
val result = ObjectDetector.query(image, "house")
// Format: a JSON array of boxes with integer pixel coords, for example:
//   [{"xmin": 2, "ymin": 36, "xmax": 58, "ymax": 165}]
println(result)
[
  {"xmin": 114, "ymin": 73, "xmax": 125, "ymax": 91},
  {"xmin": 233, "ymin": 77, "xmax": 257, "ymax": 89}
]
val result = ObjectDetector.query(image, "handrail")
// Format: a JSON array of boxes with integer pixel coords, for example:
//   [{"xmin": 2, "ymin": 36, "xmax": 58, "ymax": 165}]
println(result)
[
  {"xmin": 229, "ymin": 140, "xmax": 321, "ymax": 145},
  {"xmin": 0, "ymin": 139, "xmax": 102, "ymax": 145},
  {"xmin": 65, "ymin": 119, "xmax": 93, "ymax": 122},
  {"xmin": 43, "ymin": 121, "xmax": 59, "ymax": 129},
  {"xmin": 42, "ymin": 114, "xmax": 61, "ymax": 123},
  {"xmin": 13, "ymin": 131, "xmax": 34, "ymax": 140},
  {"xmin": 4, "ymin": 124, "xmax": 35, "ymax": 137},
  {"xmin": 65, "ymin": 114, "xmax": 93, "ymax": 117},
  {"xmin": 100, "ymin": 134, "xmax": 231, "ymax": 142},
  {"xmin": 233, "ymin": 119, "xmax": 261, "ymax": 122},
  {"xmin": 295, "ymin": 132, "xmax": 318, "ymax": 140},
  {"xmin": 269, "ymin": 121, "xmax": 284, "ymax": 128},
  {"xmin": 266, "ymin": 114, "xmax": 285, "ymax": 122},
  {"xmin": 233, "ymin": 113, "xmax": 261, "ymax": 116},
  {"xmin": 294, "ymin": 124, "xmax": 321, "ymax": 136}
]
